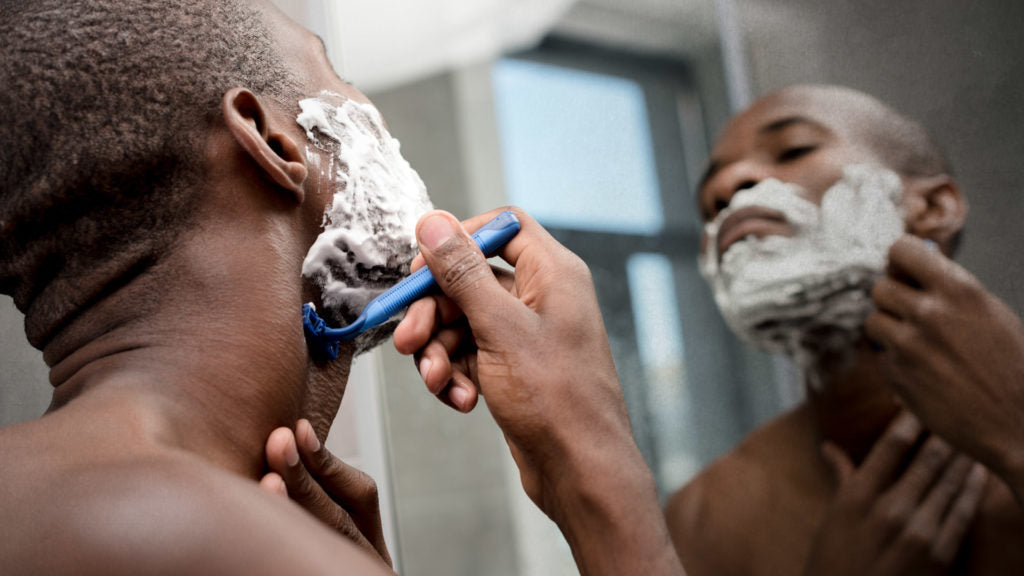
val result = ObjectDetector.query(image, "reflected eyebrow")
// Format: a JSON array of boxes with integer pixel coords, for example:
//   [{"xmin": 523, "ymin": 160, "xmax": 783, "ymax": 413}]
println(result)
[
  {"xmin": 698, "ymin": 116, "xmax": 829, "ymax": 195},
  {"xmin": 759, "ymin": 115, "xmax": 828, "ymax": 136}
]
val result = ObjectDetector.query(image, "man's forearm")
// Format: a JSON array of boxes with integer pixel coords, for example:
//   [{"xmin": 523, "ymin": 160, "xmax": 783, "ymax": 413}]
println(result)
[{"xmin": 549, "ymin": 449, "xmax": 685, "ymax": 576}]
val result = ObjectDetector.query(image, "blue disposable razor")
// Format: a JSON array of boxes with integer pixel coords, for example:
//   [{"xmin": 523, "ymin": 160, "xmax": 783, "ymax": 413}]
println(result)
[{"xmin": 303, "ymin": 210, "xmax": 521, "ymax": 360}]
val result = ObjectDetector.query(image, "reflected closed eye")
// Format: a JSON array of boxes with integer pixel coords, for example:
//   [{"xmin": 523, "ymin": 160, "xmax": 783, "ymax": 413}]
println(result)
[{"xmin": 778, "ymin": 145, "xmax": 817, "ymax": 162}]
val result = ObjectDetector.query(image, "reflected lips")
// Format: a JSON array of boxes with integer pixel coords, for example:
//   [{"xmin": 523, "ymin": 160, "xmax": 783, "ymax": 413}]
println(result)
[{"xmin": 716, "ymin": 206, "xmax": 793, "ymax": 259}]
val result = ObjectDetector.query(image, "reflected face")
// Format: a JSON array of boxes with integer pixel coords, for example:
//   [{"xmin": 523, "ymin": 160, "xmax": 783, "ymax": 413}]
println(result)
[
  {"xmin": 697, "ymin": 89, "xmax": 885, "ymax": 259},
  {"xmin": 696, "ymin": 89, "xmax": 910, "ymax": 381}
]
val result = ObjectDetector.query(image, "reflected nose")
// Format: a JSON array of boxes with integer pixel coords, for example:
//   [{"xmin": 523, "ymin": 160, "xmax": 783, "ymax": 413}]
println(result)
[{"xmin": 705, "ymin": 160, "xmax": 770, "ymax": 219}]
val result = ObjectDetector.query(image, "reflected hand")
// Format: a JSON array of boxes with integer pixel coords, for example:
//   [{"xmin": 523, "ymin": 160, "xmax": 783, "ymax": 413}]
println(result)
[
  {"xmin": 867, "ymin": 235, "xmax": 1024, "ymax": 485},
  {"xmin": 805, "ymin": 412, "xmax": 987, "ymax": 575},
  {"xmin": 259, "ymin": 419, "xmax": 392, "ymax": 568}
]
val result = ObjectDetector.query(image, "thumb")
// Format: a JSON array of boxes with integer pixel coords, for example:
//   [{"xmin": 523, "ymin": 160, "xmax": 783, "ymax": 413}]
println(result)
[{"xmin": 416, "ymin": 210, "xmax": 520, "ymax": 332}]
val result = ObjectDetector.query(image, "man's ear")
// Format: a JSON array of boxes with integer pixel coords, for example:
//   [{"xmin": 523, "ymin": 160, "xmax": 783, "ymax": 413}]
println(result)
[
  {"xmin": 221, "ymin": 87, "xmax": 307, "ymax": 202},
  {"xmin": 904, "ymin": 174, "xmax": 968, "ymax": 251}
]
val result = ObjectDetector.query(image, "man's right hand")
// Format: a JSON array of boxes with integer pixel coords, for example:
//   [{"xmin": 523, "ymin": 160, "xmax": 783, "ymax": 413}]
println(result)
[{"xmin": 393, "ymin": 208, "xmax": 684, "ymax": 576}]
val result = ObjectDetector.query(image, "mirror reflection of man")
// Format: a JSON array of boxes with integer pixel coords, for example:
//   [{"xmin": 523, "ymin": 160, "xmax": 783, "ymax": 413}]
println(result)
[
  {"xmin": 0, "ymin": 1, "xmax": 682, "ymax": 574},
  {"xmin": 665, "ymin": 85, "xmax": 1024, "ymax": 575}
]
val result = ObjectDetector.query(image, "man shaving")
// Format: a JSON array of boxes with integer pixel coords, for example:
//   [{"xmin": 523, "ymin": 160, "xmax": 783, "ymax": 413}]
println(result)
[
  {"xmin": 664, "ymin": 85, "xmax": 1024, "ymax": 574},
  {"xmin": 0, "ymin": 1, "xmax": 681, "ymax": 574}
]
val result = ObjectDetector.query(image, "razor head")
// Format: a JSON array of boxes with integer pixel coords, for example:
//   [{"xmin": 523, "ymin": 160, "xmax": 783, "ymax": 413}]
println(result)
[{"xmin": 302, "ymin": 303, "xmax": 341, "ymax": 360}]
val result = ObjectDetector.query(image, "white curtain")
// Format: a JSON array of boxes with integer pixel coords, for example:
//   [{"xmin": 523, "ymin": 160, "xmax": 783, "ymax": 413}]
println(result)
[{"xmin": 319, "ymin": 0, "xmax": 578, "ymax": 92}]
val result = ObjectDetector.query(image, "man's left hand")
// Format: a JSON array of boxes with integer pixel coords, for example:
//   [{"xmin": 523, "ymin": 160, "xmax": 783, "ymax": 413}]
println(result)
[{"xmin": 259, "ymin": 419, "xmax": 392, "ymax": 568}]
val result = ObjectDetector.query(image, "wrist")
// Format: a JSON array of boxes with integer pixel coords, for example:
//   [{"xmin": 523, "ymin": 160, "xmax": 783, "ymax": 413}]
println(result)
[{"xmin": 542, "ymin": 440, "xmax": 682, "ymax": 576}]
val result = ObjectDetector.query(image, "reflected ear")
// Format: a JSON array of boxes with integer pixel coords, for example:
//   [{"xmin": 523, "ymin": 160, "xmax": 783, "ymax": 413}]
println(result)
[
  {"xmin": 221, "ymin": 87, "xmax": 307, "ymax": 202},
  {"xmin": 904, "ymin": 174, "xmax": 968, "ymax": 251}
]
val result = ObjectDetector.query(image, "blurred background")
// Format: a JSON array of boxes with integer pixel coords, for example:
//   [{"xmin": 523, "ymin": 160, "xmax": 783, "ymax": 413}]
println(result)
[{"xmin": 3, "ymin": 1, "xmax": 1023, "ymax": 574}]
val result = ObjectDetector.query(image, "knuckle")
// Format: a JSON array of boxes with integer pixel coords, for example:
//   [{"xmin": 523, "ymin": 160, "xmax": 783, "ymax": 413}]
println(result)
[
  {"xmin": 886, "ymin": 425, "xmax": 919, "ymax": 452},
  {"xmin": 559, "ymin": 249, "xmax": 593, "ymax": 285},
  {"xmin": 308, "ymin": 444, "xmax": 335, "ymax": 475},
  {"xmin": 332, "ymin": 509, "xmax": 362, "ymax": 540},
  {"xmin": 900, "ymin": 523, "xmax": 934, "ymax": 551},
  {"xmin": 839, "ymin": 483, "xmax": 870, "ymax": 506},
  {"xmin": 318, "ymin": 453, "xmax": 378, "ymax": 502},
  {"xmin": 932, "ymin": 470, "xmax": 962, "ymax": 497},
  {"xmin": 504, "ymin": 205, "xmax": 528, "ymax": 221},
  {"xmin": 887, "ymin": 325, "xmax": 914, "ymax": 351},
  {"xmin": 436, "ymin": 246, "xmax": 487, "ymax": 294},
  {"xmin": 875, "ymin": 501, "xmax": 910, "ymax": 532},
  {"xmin": 918, "ymin": 437, "xmax": 953, "ymax": 467},
  {"xmin": 317, "ymin": 451, "xmax": 348, "ymax": 482},
  {"xmin": 288, "ymin": 469, "xmax": 319, "ymax": 500},
  {"xmin": 350, "ymin": 469, "xmax": 379, "ymax": 503},
  {"xmin": 948, "ymin": 266, "xmax": 982, "ymax": 296},
  {"xmin": 310, "ymin": 485, "xmax": 336, "ymax": 513},
  {"xmin": 909, "ymin": 296, "xmax": 938, "ymax": 323}
]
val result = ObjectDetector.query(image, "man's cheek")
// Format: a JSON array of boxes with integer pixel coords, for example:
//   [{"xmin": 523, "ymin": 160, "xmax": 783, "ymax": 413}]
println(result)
[{"xmin": 296, "ymin": 93, "xmax": 432, "ymax": 326}]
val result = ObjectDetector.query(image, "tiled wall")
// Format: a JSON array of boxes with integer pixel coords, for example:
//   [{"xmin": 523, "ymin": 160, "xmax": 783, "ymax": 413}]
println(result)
[{"xmin": 0, "ymin": 297, "xmax": 50, "ymax": 427}]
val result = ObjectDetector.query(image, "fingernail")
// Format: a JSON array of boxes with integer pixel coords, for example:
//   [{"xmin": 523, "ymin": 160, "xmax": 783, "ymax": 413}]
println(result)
[
  {"xmin": 420, "ymin": 213, "xmax": 455, "ymax": 250},
  {"xmin": 274, "ymin": 475, "xmax": 288, "ymax": 497},
  {"xmin": 894, "ymin": 411, "xmax": 922, "ymax": 435},
  {"xmin": 302, "ymin": 422, "xmax": 321, "ymax": 453},
  {"xmin": 923, "ymin": 239, "xmax": 938, "ymax": 251},
  {"xmin": 285, "ymin": 434, "xmax": 300, "ymax": 467},
  {"xmin": 451, "ymin": 384, "xmax": 470, "ymax": 411},
  {"xmin": 971, "ymin": 462, "xmax": 989, "ymax": 481},
  {"xmin": 419, "ymin": 357, "xmax": 433, "ymax": 383}
]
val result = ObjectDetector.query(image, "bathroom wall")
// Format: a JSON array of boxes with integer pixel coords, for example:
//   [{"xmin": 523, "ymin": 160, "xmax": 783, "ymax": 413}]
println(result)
[{"xmin": 0, "ymin": 298, "xmax": 49, "ymax": 426}]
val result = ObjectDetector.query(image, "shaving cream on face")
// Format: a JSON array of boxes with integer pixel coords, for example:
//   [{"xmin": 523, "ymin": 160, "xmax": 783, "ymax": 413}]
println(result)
[
  {"xmin": 298, "ymin": 92, "xmax": 433, "ymax": 348},
  {"xmin": 700, "ymin": 164, "xmax": 905, "ymax": 384}
]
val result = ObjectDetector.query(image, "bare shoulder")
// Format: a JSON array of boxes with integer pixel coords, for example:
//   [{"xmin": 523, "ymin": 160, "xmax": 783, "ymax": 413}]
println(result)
[
  {"xmin": 0, "ymin": 437, "xmax": 387, "ymax": 576},
  {"xmin": 665, "ymin": 404, "xmax": 820, "ymax": 576}
]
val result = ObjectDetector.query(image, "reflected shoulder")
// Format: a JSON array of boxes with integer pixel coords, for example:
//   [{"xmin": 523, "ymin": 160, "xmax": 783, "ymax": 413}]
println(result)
[
  {"xmin": 665, "ymin": 443, "xmax": 772, "ymax": 576},
  {"xmin": 664, "ymin": 405, "xmax": 817, "ymax": 576}
]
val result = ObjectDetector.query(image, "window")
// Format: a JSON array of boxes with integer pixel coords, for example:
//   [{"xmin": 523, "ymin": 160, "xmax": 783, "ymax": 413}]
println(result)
[
  {"xmin": 493, "ymin": 40, "xmax": 787, "ymax": 498},
  {"xmin": 493, "ymin": 59, "xmax": 662, "ymax": 234}
]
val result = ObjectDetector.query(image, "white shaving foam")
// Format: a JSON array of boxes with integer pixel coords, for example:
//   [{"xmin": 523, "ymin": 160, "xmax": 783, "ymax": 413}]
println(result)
[
  {"xmin": 700, "ymin": 164, "xmax": 905, "ymax": 386},
  {"xmin": 298, "ymin": 92, "xmax": 433, "ymax": 332}
]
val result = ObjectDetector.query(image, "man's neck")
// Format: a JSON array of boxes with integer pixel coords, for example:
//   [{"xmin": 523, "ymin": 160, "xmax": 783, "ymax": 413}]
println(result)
[
  {"xmin": 40, "ymin": 219, "xmax": 352, "ymax": 479},
  {"xmin": 804, "ymin": 340, "xmax": 902, "ymax": 465}
]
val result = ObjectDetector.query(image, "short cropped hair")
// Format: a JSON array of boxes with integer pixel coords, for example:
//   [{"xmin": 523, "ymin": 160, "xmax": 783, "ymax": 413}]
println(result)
[
  {"xmin": 860, "ymin": 104, "xmax": 953, "ymax": 179},
  {"xmin": 848, "ymin": 91, "xmax": 961, "ymax": 253},
  {"xmin": 781, "ymin": 85, "xmax": 961, "ymax": 253},
  {"xmin": 783, "ymin": 85, "xmax": 952, "ymax": 179},
  {"xmin": 0, "ymin": 0, "xmax": 301, "ymax": 348}
]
